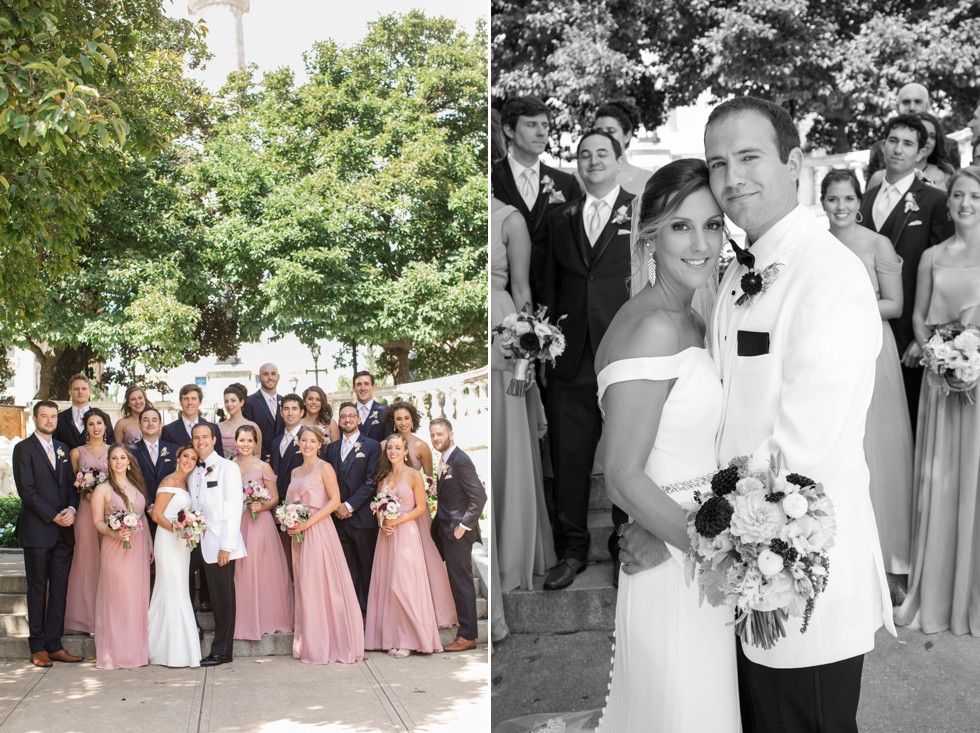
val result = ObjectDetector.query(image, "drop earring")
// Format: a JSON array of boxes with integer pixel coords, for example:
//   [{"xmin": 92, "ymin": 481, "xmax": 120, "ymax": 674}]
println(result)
[
  {"xmin": 646, "ymin": 244, "xmax": 657, "ymax": 287},
  {"xmin": 855, "ymin": 211, "xmax": 863, "ymax": 224}
]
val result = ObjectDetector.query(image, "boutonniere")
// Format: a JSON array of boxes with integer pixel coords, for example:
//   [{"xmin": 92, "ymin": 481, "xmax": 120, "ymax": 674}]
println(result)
[
  {"xmin": 353, "ymin": 441, "xmax": 362, "ymax": 452},
  {"xmin": 160, "ymin": 448, "xmax": 170, "ymax": 458},
  {"xmin": 541, "ymin": 175, "xmax": 555, "ymax": 195},
  {"xmin": 56, "ymin": 447, "xmax": 66, "ymax": 459},
  {"xmin": 205, "ymin": 465, "xmax": 214, "ymax": 477},
  {"xmin": 611, "ymin": 204, "xmax": 630, "ymax": 225},
  {"xmin": 736, "ymin": 263, "xmax": 784, "ymax": 307},
  {"xmin": 904, "ymin": 192, "xmax": 919, "ymax": 214},
  {"xmin": 369, "ymin": 411, "xmax": 378, "ymax": 422}
]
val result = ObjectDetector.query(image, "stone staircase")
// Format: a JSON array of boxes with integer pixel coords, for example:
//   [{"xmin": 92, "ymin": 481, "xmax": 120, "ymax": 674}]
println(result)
[
  {"xmin": 0, "ymin": 549, "xmax": 487, "ymax": 659},
  {"xmin": 500, "ymin": 475, "xmax": 616, "ymax": 634}
]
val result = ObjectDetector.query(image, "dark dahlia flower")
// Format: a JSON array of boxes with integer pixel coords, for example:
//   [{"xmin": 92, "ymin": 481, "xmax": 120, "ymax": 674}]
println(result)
[
  {"xmin": 711, "ymin": 465, "xmax": 739, "ymax": 496},
  {"xmin": 740, "ymin": 271, "xmax": 763, "ymax": 296},
  {"xmin": 519, "ymin": 332, "xmax": 541, "ymax": 351},
  {"xmin": 786, "ymin": 473, "xmax": 815, "ymax": 488},
  {"xmin": 694, "ymin": 495, "xmax": 734, "ymax": 539}
]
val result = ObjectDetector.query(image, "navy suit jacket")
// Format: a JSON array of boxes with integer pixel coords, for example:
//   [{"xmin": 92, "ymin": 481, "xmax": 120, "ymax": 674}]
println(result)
[
  {"xmin": 241, "ymin": 391, "xmax": 283, "ymax": 463},
  {"xmin": 269, "ymin": 431, "xmax": 304, "ymax": 501},
  {"xmin": 54, "ymin": 407, "xmax": 116, "ymax": 450},
  {"xmin": 324, "ymin": 434, "xmax": 380, "ymax": 530},
  {"xmin": 13, "ymin": 434, "xmax": 78, "ymax": 548},
  {"xmin": 131, "ymin": 439, "xmax": 179, "ymax": 506},
  {"xmin": 432, "ymin": 447, "xmax": 486, "ymax": 545},
  {"xmin": 358, "ymin": 401, "xmax": 388, "ymax": 443},
  {"xmin": 859, "ymin": 177, "xmax": 954, "ymax": 354},
  {"xmin": 161, "ymin": 418, "xmax": 224, "ymax": 458}
]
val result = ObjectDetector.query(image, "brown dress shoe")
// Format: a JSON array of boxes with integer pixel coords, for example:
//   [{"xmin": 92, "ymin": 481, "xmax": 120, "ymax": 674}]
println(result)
[
  {"xmin": 48, "ymin": 649, "xmax": 82, "ymax": 663},
  {"xmin": 444, "ymin": 636, "xmax": 477, "ymax": 652},
  {"xmin": 31, "ymin": 651, "xmax": 52, "ymax": 668}
]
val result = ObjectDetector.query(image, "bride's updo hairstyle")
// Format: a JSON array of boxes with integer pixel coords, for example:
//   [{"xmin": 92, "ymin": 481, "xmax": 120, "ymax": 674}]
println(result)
[{"xmin": 630, "ymin": 158, "xmax": 712, "ymax": 296}]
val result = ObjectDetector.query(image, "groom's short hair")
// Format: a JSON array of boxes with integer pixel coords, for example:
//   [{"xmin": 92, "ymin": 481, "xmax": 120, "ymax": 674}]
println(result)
[
  {"xmin": 577, "ymin": 128, "xmax": 622, "ymax": 159},
  {"xmin": 706, "ymin": 96, "xmax": 800, "ymax": 163},
  {"xmin": 501, "ymin": 96, "xmax": 550, "ymax": 139}
]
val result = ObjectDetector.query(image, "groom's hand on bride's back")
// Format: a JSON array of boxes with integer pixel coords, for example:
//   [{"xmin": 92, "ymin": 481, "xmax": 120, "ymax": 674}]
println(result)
[{"xmin": 619, "ymin": 522, "xmax": 671, "ymax": 574}]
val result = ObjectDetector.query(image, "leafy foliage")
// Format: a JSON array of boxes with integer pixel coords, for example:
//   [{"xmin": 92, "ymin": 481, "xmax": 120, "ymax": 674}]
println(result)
[{"xmin": 0, "ymin": 496, "xmax": 19, "ymax": 548}]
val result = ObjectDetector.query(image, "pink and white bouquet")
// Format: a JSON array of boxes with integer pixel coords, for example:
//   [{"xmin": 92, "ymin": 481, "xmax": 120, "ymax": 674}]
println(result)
[
  {"xmin": 242, "ymin": 480, "xmax": 272, "ymax": 519},
  {"xmin": 106, "ymin": 507, "xmax": 143, "ymax": 550},
  {"xmin": 424, "ymin": 475, "xmax": 438, "ymax": 519},
  {"xmin": 370, "ymin": 489, "xmax": 401, "ymax": 527},
  {"xmin": 276, "ymin": 501, "xmax": 312, "ymax": 543},
  {"xmin": 172, "ymin": 508, "xmax": 207, "ymax": 549},
  {"xmin": 921, "ymin": 320, "xmax": 980, "ymax": 405},
  {"xmin": 683, "ymin": 455, "xmax": 836, "ymax": 650},
  {"xmin": 74, "ymin": 466, "xmax": 107, "ymax": 498},
  {"xmin": 491, "ymin": 304, "xmax": 566, "ymax": 397}
]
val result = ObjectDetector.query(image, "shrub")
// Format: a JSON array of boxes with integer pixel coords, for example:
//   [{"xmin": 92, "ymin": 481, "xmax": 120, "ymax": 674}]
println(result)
[{"xmin": 0, "ymin": 496, "xmax": 20, "ymax": 548}]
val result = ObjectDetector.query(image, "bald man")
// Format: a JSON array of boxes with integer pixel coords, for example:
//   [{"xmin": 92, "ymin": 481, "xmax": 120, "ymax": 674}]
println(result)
[
  {"xmin": 867, "ymin": 82, "xmax": 961, "ymax": 181},
  {"xmin": 241, "ymin": 363, "xmax": 284, "ymax": 462}
]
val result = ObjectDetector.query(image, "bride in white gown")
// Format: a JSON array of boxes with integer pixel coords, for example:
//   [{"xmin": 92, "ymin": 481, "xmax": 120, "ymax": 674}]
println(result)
[
  {"xmin": 148, "ymin": 445, "xmax": 203, "ymax": 667},
  {"xmin": 594, "ymin": 158, "xmax": 740, "ymax": 731}
]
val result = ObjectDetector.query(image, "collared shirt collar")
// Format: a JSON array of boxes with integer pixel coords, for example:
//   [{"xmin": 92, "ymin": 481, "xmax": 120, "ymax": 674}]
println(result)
[
  {"xmin": 345, "ymin": 430, "xmax": 361, "ymax": 445},
  {"xmin": 440, "ymin": 444, "xmax": 457, "ymax": 464},
  {"xmin": 882, "ymin": 170, "xmax": 916, "ymax": 198},
  {"xmin": 144, "ymin": 438, "xmax": 159, "ymax": 449},
  {"xmin": 584, "ymin": 185, "xmax": 621, "ymax": 215},
  {"xmin": 182, "ymin": 415, "xmax": 199, "ymax": 435},
  {"xmin": 507, "ymin": 153, "xmax": 540, "ymax": 184},
  {"xmin": 743, "ymin": 204, "xmax": 804, "ymax": 270},
  {"xmin": 37, "ymin": 434, "xmax": 54, "ymax": 450}
]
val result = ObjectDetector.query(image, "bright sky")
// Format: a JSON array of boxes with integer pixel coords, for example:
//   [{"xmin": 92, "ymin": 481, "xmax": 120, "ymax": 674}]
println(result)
[{"xmin": 163, "ymin": 0, "xmax": 486, "ymax": 88}]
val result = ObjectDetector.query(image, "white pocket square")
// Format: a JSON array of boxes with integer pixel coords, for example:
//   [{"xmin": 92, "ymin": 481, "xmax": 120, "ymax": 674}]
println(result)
[
  {"xmin": 617, "ymin": 229, "xmax": 630, "ymax": 235},
  {"xmin": 548, "ymin": 191, "xmax": 566, "ymax": 204},
  {"xmin": 907, "ymin": 220, "xmax": 922, "ymax": 227}
]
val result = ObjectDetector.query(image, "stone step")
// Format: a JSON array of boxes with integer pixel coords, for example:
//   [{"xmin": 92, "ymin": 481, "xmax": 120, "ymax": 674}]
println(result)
[
  {"xmin": 0, "ymin": 613, "xmax": 28, "ymax": 636},
  {"xmin": 501, "ymin": 562, "xmax": 616, "ymax": 635},
  {"xmin": 0, "ymin": 574, "xmax": 26, "ymax": 594},
  {"xmin": 0, "ymin": 620, "xmax": 489, "ymax": 659},
  {"xmin": 587, "ymin": 509, "xmax": 614, "ymax": 563},
  {"xmin": 589, "ymin": 474, "xmax": 612, "ymax": 512},
  {"xmin": 0, "ymin": 593, "xmax": 27, "ymax": 614}
]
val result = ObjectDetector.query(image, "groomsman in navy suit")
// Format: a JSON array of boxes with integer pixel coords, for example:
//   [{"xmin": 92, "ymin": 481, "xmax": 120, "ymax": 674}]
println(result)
[
  {"xmin": 54, "ymin": 373, "xmax": 116, "ymax": 449},
  {"xmin": 241, "ymin": 363, "xmax": 283, "ymax": 463},
  {"xmin": 131, "ymin": 408, "xmax": 178, "ymax": 528},
  {"xmin": 353, "ymin": 371, "xmax": 387, "ymax": 442},
  {"xmin": 491, "ymin": 95, "xmax": 582, "ymax": 296},
  {"xmin": 269, "ymin": 394, "xmax": 306, "ymax": 501},
  {"xmin": 429, "ymin": 419, "xmax": 486, "ymax": 652},
  {"xmin": 161, "ymin": 384, "xmax": 224, "ymax": 457},
  {"xmin": 14, "ymin": 401, "xmax": 83, "ymax": 667},
  {"xmin": 326, "ymin": 401, "xmax": 381, "ymax": 615}
]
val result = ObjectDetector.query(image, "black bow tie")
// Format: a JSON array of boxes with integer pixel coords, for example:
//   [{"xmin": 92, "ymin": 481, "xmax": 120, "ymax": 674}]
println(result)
[
  {"xmin": 729, "ymin": 238, "xmax": 755, "ymax": 270},
  {"xmin": 197, "ymin": 460, "xmax": 206, "ymax": 468}
]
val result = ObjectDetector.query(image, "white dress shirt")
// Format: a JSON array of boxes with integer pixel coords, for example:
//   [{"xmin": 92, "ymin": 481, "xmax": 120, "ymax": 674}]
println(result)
[{"xmin": 583, "ymin": 185, "xmax": 621, "ymax": 246}]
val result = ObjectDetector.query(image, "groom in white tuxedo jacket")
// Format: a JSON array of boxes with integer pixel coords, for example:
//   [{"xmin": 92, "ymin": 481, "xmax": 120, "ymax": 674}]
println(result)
[
  {"xmin": 188, "ymin": 424, "xmax": 245, "ymax": 665},
  {"xmin": 704, "ymin": 97, "xmax": 895, "ymax": 732}
]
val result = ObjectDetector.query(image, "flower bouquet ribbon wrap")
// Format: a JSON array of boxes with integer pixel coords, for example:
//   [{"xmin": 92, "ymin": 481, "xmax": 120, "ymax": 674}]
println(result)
[
  {"xmin": 683, "ymin": 455, "xmax": 836, "ymax": 650},
  {"xmin": 921, "ymin": 320, "xmax": 980, "ymax": 405},
  {"xmin": 491, "ymin": 303, "xmax": 566, "ymax": 397}
]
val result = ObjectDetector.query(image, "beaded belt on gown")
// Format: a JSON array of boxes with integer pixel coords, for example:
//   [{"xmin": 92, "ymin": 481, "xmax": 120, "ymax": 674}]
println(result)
[{"xmin": 660, "ymin": 470, "xmax": 715, "ymax": 495}]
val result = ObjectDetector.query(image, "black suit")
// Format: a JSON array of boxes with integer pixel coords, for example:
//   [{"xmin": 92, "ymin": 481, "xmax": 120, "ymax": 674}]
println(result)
[
  {"xmin": 54, "ymin": 407, "xmax": 116, "ymax": 449},
  {"xmin": 325, "ymin": 434, "xmax": 381, "ymax": 615},
  {"xmin": 161, "ymin": 418, "xmax": 224, "ymax": 458},
  {"xmin": 431, "ymin": 447, "xmax": 486, "ymax": 641},
  {"xmin": 241, "ymin": 391, "xmax": 283, "ymax": 463},
  {"xmin": 132, "ymin": 439, "xmax": 179, "ymax": 508},
  {"xmin": 269, "ymin": 430, "xmax": 304, "ymax": 501},
  {"xmin": 491, "ymin": 158, "xmax": 582, "ymax": 298},
  {"xmin": 540, "ymin": 189, "xmax": 634, "ymax": 563},
  {"xmin": 13, "ymin": 434, "xmax": 77, "ymax": 655},
  {"xmin": 357, "ymin": 401, "xmax": 387, "ymax": 443},
  {"xmin": 860, "ymin": 176, "xmax": 953, "ymax": 428}
]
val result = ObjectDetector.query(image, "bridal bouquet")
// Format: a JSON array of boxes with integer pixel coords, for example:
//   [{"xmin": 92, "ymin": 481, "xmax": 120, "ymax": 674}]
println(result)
[
  {"xmin": 491, "ymin": 304, "xmax": 566, "ymax": 397},
  {"xmin": 172, "ymin": 508, "xmax": 207, "ymax": 549},
  {"xmin": 921, "ymin": 320, "xmax": 980, "ymax": 405},
  {"xmin": 74, "ymin": 466, "xmax": 107, "ymax": 499},
  {"xmin": 276, "ymin": 501, "xmax": 311, "ymax": 543},
  {"xmin": 683, "ymin": 455, "xmax": 836, "ymax": 650},
  {"xmin": 106, "ymin": 507, "xmax": 143, "ymax": 550},
  {"xmin": 242, "ymin": 480, "xmax": 272, "ymax": 519},
  {"xmin": 370, "ymin": 489, "xmax": 401, "ymax": 527},
  {"xmin": 424, "ymin": 475, "xmax": 438, "ymax": 519}
]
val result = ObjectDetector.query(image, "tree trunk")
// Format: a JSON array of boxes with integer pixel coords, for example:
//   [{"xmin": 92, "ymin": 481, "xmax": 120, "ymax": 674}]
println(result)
[
  {"xmin": 381, "ymin": 339, "xmax": 413, "ymax": 385},
  {"xmin": 30, "ymin": 343, "xmax": 89, "ymax": 400}
]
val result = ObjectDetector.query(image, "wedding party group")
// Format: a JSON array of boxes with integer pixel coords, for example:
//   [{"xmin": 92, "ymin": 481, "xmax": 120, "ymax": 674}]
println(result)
[
  {"xmin": 490, "ymin": 83, "xmax": 980, "ymax": 731},
  {"xmin": 12, "ymin": 364, "xmax": 486, "ymax": 671}
]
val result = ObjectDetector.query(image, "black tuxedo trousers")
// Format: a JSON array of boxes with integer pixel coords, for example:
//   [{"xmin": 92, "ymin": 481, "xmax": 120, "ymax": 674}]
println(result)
[{"xmin": 189, "ymin": 548, "xmax": 235, "ymax": 658}]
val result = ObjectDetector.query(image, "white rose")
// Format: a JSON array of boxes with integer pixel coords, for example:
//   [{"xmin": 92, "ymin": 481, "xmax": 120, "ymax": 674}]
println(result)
[
  {"xmin": 532, "ymin": 320, "xmax": 552, "ymax": 340},
  {"xmin": 735, "ymin": 476, "xmax": 764, "ymax": 497},
  {"xmin": 514, "ymin": 321, "xmax": 531, "ymax": 336},
  {"xmin": 500, "ymin": 313, "xmax": 519, "ymax": 330},
  {"xmin": 953, "ymin": 362, "xmax": 980, "ymax": 385},
  {"xmin": 781, "ymin": 492, "xmax": 808, "ymax": 519},
  {"xmin": 757, "ymin": 549, "xmax": 784, "ymax": 577},
  {"xmin": 953, "ymin": 329, "xmax": 980, "ymax": 354}
]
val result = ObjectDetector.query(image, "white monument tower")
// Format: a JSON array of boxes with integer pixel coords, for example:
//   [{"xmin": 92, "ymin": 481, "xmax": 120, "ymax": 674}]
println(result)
[{"xmin": 188, "ymin": 0, "xmax": 249, "ymax": 91}]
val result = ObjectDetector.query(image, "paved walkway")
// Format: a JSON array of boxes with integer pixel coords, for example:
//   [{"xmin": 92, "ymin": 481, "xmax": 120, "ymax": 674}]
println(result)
[{"xmin": 0, "ymin": 649, "xmax": 488, "ymax": 732}]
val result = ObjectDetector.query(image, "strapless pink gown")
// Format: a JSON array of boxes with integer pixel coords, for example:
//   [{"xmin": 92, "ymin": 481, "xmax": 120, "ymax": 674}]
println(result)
[
  {"xmin": 365, "ymin": 472, "xmax": 457, "ymax": 653},
  {"xmin": 286, "ymin": 469, "xmax": 364, "ymax": 664},
  {"xmin": 65, "ymin": 445, "xmax": 106, "ymax": 633},
  {"xmin": 220, "ymin": 431, "xmax": 237, "ymax": 459},
  {"xmin": 235, "ymin": 467, "xmax": 293, "ymax": 640},
  {"xmin": 95, "ymin": 490, "xmax": 151, "ymax": 669}
]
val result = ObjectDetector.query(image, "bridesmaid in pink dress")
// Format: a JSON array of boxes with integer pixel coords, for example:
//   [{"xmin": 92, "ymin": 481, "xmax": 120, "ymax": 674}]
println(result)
[
  {"xmin": 302, "ymin": 386, "xmax": 341, "ymax": 444},
  {"xmin": 365, "ymin": 434, "xmax": 457, "ymax": 658},
  {"xmin": 286, "ymin": 425, "xmax": 364, "ymax": 664},
  {"xmin": 233, "ymin": 425, "xmax": 293, "ymax": 640},
  {"xmin": 219, "ymin": 383, "xmax": 262, "ymax": 459},
  {"xmin": 113, "ymin": 385, "xmax": 152, "ymax": 445},
  {"xmin": 65, "ymin": 409, "xmax": 112, "ymax": 634},
  {"xmin": 91, "ymin": 444, "xmax": 151, "ymax": 669}
]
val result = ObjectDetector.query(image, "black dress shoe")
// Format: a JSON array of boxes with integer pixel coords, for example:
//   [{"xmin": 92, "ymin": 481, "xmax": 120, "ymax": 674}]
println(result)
[
  {"xmin": 613, "ymin": 559, "xmax": 621, "ymax": 589},
  {"xmin": 543, "ymin": 558, "xmax": 586, "ymax": 590},
  {"xmin": 200, "ymin": 654, "xmax": 232, "ymax": 666}
]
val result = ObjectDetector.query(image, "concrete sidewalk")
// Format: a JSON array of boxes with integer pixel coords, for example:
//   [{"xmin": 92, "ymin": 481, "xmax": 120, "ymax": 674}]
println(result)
[{"xmin": 0, "ymin": 649, "xmax": 488, "ymax": 732}]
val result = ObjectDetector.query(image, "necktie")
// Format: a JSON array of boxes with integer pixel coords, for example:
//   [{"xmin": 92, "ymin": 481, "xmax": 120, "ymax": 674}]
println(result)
[
  {"xmin": 74, "ymin": 407, "xmax": 86, "ymax": 433},
  {"xmin": 268, "ymin": 395, "xmax": 277, "ymax": 416},
  {"xmin": 520, "ymin": 168, "xmax": 538, "ymax": 210},
  {"xmin": 587, "ymin": 200, "xmax": 607, "ymax": 245},
  {"xmin": 149, "ymin": 442, "xmax": 158, "ymax": 465},
  {"xmin": 729, "ymin": 238, "xmax": 755, "ymax": 270},
  {"xmin": 341, "ymin": 438, "xmax": 352, "ymax": 461},
  {"xmin": 874, "ymin": 184, "xmax": 897, "ymax": 230},
  {"xmin": 281, "ymin": 432, "xmax": 292, "ymax": 457},
  {"xmin": 359, "ymin": 404, "xmax": 368, "ymax": 422},
  {"xmin": 45, "ymin": 441, "xmax": 55, "ymax": 469}
]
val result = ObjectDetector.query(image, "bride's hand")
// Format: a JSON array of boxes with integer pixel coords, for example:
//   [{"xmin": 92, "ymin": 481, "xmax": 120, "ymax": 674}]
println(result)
[{"xmin": 618, "ymin": 522, "xmax": 671, "ymax": 575}]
